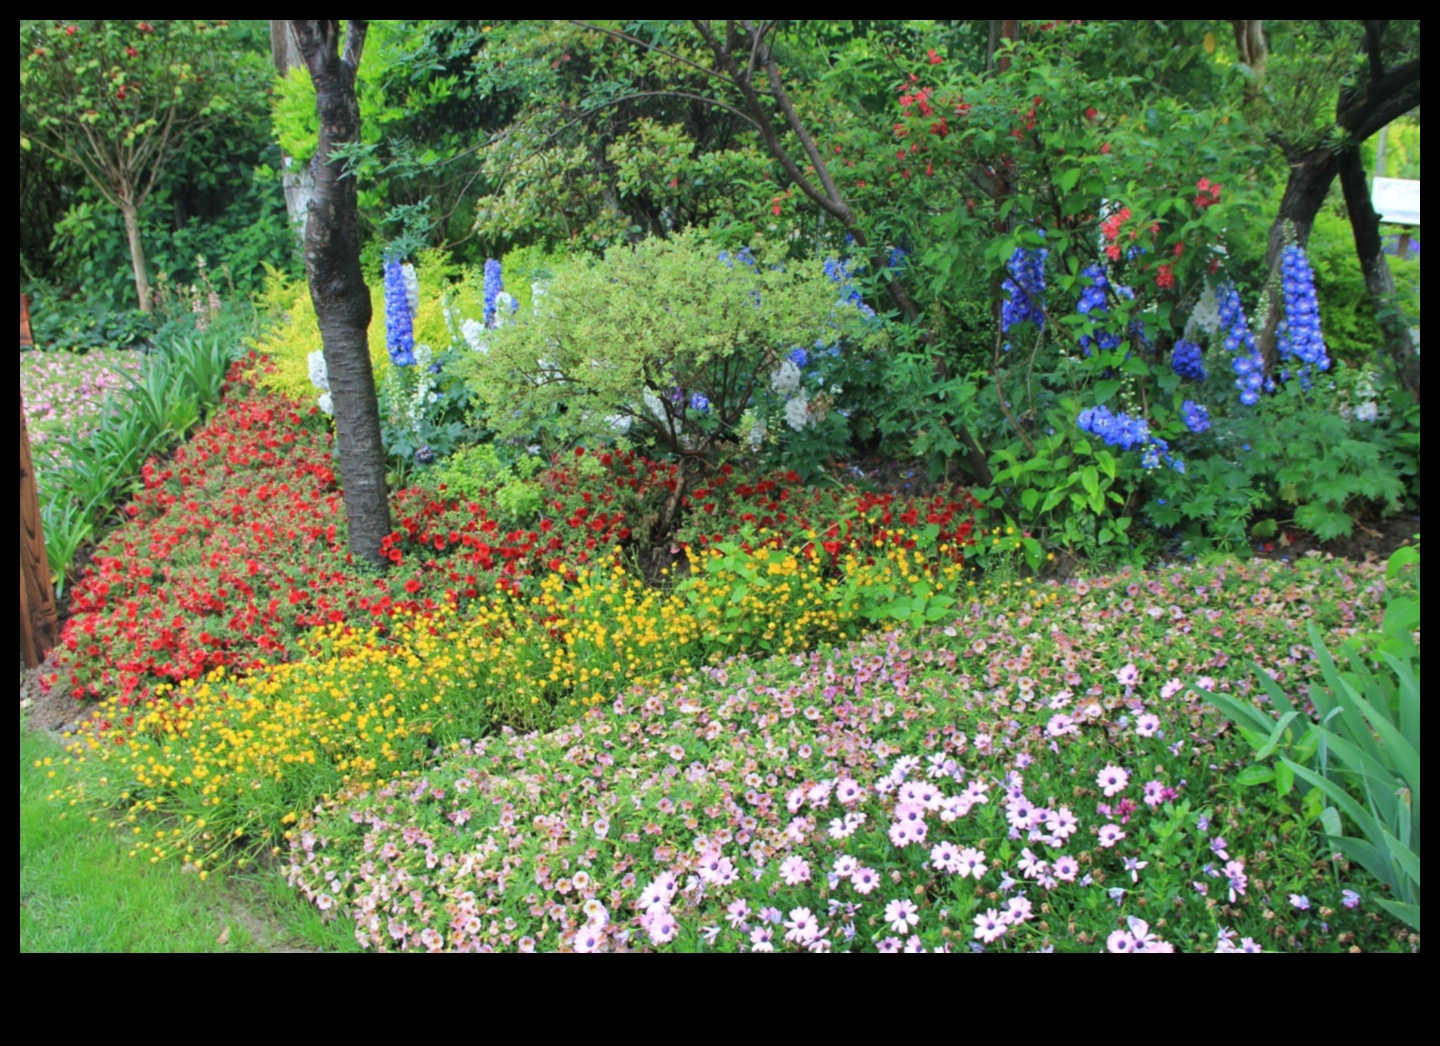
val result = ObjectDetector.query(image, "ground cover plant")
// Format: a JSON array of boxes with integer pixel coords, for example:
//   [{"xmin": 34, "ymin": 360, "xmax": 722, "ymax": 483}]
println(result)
[
  {"xmin": 21, "ymin": 347, "xmax": 142, "ymax": 480},
  {"xmin": 279, "ymin": 553, "xmax": 1414, "ymax": 952},
  {"xmin": 24, "ymin": 328, "xmax": 246, "ymax": 596}
]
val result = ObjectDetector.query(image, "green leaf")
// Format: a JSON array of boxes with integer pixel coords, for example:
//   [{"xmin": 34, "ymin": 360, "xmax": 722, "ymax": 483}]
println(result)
[
  {"xmin": 1319, "ymin": 806, "xmax": 1343, "ymax": 836},
  {"xmin": 1380, "ymin": 826, "xmax": 1421, "ymax": 889},
  {"xmin": 1274, "ymin": 760, "xmax": 1295, "ymax": 797},
  {"xmin": 1318, "ymin": 733, "xmax": 1399, "ymax": 826},
  {"xmin": 1255, "ymin": 711, "xmax": 1304, "ymax": 760},
  {"xmin": 1198, "ymin": 687, "xmax": 1278, "ymax": 741},
  {"xmin": 1373, "ymin": 899, "xmax": 1420, "ymax": 932},
  {"xmin": 1091, "ymin": 380, "xmax": 1121, "ymax": 404},
  {"xmin": 1095, "ymin": 449, "xmax": 1116, "ymax": 480},
  {"xmin": 1235, "ymin": 765, "xmax": 1275, "ymax": 787}
]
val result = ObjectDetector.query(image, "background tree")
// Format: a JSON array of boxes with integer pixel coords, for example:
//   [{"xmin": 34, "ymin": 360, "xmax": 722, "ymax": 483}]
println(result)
[
  {"xmin": 270, "ymin": 20, "xmax": 316, "ymax": 250},
  {"xmin": 20, "ymin": 20, "xmax": 268, "ymax": 312},
  {"xmin": 291, "ymin": 19, "xmax": 392, "ymax": 570},
  {"xmin": 1242, "ymin": 20, "xmax": 1420, "ymax": 393}
]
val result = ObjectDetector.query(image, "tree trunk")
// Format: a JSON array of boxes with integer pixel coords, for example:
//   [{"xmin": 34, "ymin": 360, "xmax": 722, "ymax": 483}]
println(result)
[
  {"xmin": 1337, "ymin": 145, "xmax": 1419, "ymax": 401},
  {"xmin": 271, "ymin": 20, "xmax": 315, "ymax": 250},
  {"xmin": 120, "ymin": 197, "xmax": 153, "ymax": 314},
  {"xmin": 293, "ymin": 20, "xmax": 391, "ymax": 571},
  {"xmin": 20, "ymin": 389, "xmax": 58, "ymax": 668},
  {"xmin": 1256, "ymin": 146, "xmax": 1337, "ymax": 365}
]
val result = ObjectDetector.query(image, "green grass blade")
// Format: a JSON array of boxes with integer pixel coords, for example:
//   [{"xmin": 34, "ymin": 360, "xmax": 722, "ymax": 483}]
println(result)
[
  {"xmin": 1374, "ymin": 899, "xmax": 1420, "ymax": 932},
  {"xmin": 1318, "ymin": 733, "xmax": 1399, "ymax": 825}
]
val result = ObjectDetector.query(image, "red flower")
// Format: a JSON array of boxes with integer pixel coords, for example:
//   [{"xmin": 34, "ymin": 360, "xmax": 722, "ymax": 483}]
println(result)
[
  {"xmin": 405, "ymin": 578, "xmax": 422, "ymax": 594},
  {"xmin": 927, "ymin": 49, "xmax": 942, "ymax": 64},
  {"xmin": 1085, "ymin": 106, "xmax": 1098, "ymax": 120},
  {"xmin": 64, "ymin": 25, "xmax": 77, "ymax": 35},
  {"xmin": 1193, "ymin": 177, "xmax": 1222, "ymax": 209},
  {"xmin": 1155, "ymin": 264, "xmax": 1177, "ymax": 290}
]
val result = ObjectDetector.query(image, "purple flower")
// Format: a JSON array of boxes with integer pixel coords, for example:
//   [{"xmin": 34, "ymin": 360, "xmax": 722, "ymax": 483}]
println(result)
[
  {"xmin": 1097, "ymin": 823, "xmax": 1126, "ymax": 848},
  {"xmin": 482, "ymin": 258, "xmax": 503, "ymax": 326},
  {"xmin": 1181, "ymin": 399, "xmax": 1211, "ymax": 434},
  {"xmin": 884, "ymin": 898, "xmax": 919, "ymax": 934},
  {"xmin": 973, "ymin": 909, "xmax": 1006, "ymax": 944},
  {"xmin": 1106, "ymin": 929, "xmax": 1137, "ymax": 953},
  {"xmin": 851, "ymin": 866, "xmax": 879, "ymax": 895},
  {"xmin": 1342, "ymin": 889, "xmax": 1361, "ymax": 910},
  {"xmin": 779, "ymin": 855, "xmax": 811, "ymax": 886},
  {"xmin": 383, "ymin": 253, "xmax": 417, "ymax": 367},
  {"xmin": 1171, "ymin": 339, "xmax": 1207, "ymax": 381},
  {"xmin": 1288, "ymin": 893, "xmax": 1311, "ymax": 911},
  {"xmin": 1097, "ymin": 764, "xmax": 1130, "ymax": 797},
  {"xmin": 1224, "ymin": 860, "xmax": 1248, "ymax": 902},
  {"xmin": 783, "ymin": 907, "xmax": 820, "ymax": 946}
]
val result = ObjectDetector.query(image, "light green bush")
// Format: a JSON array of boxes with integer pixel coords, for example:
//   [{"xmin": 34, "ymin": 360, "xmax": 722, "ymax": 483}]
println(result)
[{"xmin": 458, "ymin": 229, "xmax": 879, "ymax": 462}]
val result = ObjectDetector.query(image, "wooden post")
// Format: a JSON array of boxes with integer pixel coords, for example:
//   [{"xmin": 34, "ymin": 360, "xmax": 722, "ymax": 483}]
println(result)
[
  {"xmin": 20, "ymin": 389, "xmax": 58, "ymax": 668},
  {"xmin": 20, "ymin": 292, "xmax": 33, "ymax": 348}
]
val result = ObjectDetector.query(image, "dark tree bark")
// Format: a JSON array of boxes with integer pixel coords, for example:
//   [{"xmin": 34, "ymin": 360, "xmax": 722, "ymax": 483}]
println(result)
[
  {"xmin": 1337, "ymin": 145, "xmax": 1419, "ymax": 400},
  {"xmin": 291, "ymin": 20, "xmax": 392, "ymax": 571}
]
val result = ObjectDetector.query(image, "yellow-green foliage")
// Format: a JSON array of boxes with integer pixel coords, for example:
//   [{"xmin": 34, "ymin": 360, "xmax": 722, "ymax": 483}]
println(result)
[
  {"xmin": 460, "ymin": 229, "xmax": 874, "ymax": 451},
  {"xmin": 248, "ymin": 250, "xmax": 489, "ymax": 404},
  {"xmin": 410, "ymin": 248, "xmax": 471, "ymax": 354},
  {"xmin": 249, "ymin": 266, "xmax": 391, "ymax": 403}
]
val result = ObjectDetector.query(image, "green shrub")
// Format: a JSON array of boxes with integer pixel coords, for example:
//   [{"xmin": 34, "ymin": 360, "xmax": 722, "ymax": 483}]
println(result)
[{"xmin": 459, "ymin": 229, "xmax": 880, "ymax": 472}]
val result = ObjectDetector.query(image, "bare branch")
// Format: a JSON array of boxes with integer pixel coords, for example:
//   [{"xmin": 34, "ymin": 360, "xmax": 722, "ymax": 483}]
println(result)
[{"xmin": 1338, "ymin": 58, "xmax": 1421, "ymax": 142}]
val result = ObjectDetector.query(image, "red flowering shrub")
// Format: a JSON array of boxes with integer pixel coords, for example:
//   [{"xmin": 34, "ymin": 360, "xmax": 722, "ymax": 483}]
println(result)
[{"xmin": 50, "ymin": 362, "xmax": 979, "ymax": 707}]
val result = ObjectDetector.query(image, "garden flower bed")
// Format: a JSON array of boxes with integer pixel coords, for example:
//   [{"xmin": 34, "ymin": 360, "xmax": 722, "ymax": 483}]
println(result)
[
  {"xmin": 38, "ymin": 347, "xmax": 1420, "ymax": 952},
  {"xmin": 280, "ymin": 554, "xmax": 1410, "ymax": 953},
  {"xmin": 48, "ymin": 357, "xmax": 981, "ymax": 707}
]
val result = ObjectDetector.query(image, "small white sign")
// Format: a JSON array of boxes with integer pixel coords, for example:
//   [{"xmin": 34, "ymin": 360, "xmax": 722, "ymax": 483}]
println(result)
[{"xmin": 1372, "ymin": 177, "xmax": 1420, "ymax": 226}]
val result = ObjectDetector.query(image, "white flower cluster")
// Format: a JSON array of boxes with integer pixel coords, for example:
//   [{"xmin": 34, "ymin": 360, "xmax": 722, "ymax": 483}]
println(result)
[
  {"xmin": 493, "ymin": 292, "xmax": 518, "ymax": 326},
  {"xmin": 770, "ymin": 359, "xmax": 802, "ymax": 395},
  {"xmin": 1338, "ymin": 366, "xmax": 1387, "ymax": 424},
  {"xmin": 307, "ymin": 350, "xmax": 333, "ymax": 415},
  {"xmin": 402, "ymin": 263, "xmax": 419, "ymax": 313},
  {"xmin": 405, "ymin": 344, "xmax": 441, "ymax": 432},
  {"xmin": 784, "ymin": 393, "xmax": 812, "ymax": 432},
  {"xmin": 1185, "ymin": 282, "xmax": 1222, "ymax": 337},
  {"xmin": 461, "ymin": 318, "xmax": 488, "ymax": 355},
  {"xmin": 771, "ymin": 359, "xmax": 814, "ymax": 431}
]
